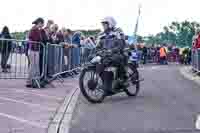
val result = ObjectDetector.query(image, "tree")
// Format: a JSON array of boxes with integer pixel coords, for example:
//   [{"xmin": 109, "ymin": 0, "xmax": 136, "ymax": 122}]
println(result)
[
  {"xmin": 12, "ymin": 32, "xmax": 26, "ymax": 40},
  {"xmin": 137, "ymin": 35, "xmax": 144, "ymax": 43},
  {"xmin": 144, "ymin": 21, "xmax": 200, "ymax": 47},
  {"xmin": 11, "ymin": 29, "xmax": 101, "ymax": 40}
]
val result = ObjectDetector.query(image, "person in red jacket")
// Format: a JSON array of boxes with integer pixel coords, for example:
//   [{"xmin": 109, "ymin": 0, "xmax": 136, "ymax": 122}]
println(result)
[
  {"xmin": 196, "ymin": 32, "xmax": 200, "ymax": 49},
  {"xmin": 26, "ymin": 18, "xmax": 45, "ymax": 88},
  {"xmin": 193, "ymin": 30, "xmax": 200, "ymax": 49}
]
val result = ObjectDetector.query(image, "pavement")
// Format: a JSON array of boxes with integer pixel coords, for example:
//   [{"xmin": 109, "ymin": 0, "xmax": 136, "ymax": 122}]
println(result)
[
  {"xmin": 69, "ymin": 64, "xmax": 200, "ymax": 133},
  {"xmin": 0, "ymin": 77, "xmax": 80, "ymax": 133},
  {"xmin": 179, "ymin": 66, "xmax": 200, "ymax": 86}
]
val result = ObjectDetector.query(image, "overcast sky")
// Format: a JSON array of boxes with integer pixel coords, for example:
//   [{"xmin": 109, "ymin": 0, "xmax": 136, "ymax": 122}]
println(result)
[{"xmin": 0, "ymin": 0, "xmax": 200, "ymax": 36}]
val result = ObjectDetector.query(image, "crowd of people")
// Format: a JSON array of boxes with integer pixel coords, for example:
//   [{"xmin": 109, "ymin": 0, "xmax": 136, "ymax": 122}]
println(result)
[
  {"xmin": 131, "ymin": 44, "xmax": 192, "ymax": 65},
  {"xmin": 0, "ymin": 18, "xmax": 97, "ymax": 88},
  {"xmin": 26, "ymin": 18, "xmax": 99, "ymax": 87}
]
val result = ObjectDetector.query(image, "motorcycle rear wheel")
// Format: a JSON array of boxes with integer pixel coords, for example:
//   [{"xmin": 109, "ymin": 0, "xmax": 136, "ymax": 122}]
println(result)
[{"xmin": 79, "ymin": 67, "xmax": 106, "ymax": 103}]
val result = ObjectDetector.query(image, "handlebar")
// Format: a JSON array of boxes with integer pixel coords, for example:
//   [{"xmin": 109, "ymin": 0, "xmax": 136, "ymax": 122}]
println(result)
[
  {"xmin": 96, "ymin": 47, "xmax": 130, "ymax": 55},
  {"xmin": 123, "ymin": 48, "xmax": 130, "ymax": 52}
]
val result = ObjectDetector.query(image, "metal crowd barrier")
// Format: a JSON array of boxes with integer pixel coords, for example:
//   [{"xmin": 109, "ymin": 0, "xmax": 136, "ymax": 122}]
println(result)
[
  {"xmin": 41, "ymin": 43, "xmax": 94, "ymax": 85},
  {"xmin": 0, "ymin": 38, "xmax": 96, "ymax": 88},
  {"xmin": 0, "ymin": 38, "xmax": 46, "ymax": 87},
  {"xmin": 0, "ymin": 39, "xmax": 44, "ymax": 77},
  {"xmin": 191, "ymin": 48, "xmax": 200, "ymax": 72}
]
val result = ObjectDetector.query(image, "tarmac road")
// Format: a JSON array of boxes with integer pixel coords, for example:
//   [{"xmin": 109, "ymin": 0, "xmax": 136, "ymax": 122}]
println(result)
[{"xmin": 69, "ymin": 64, "xmax": 200, "ymax": 133}]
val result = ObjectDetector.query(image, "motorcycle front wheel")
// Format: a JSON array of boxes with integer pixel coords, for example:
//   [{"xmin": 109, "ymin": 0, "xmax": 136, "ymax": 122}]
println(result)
[
  {"xmin": 124, "ymin": 64, "xmax": 140, "ymax": 96},
  {"xmin": 79, "ymin": 67, "xmax": 106, "ymax": 103}
]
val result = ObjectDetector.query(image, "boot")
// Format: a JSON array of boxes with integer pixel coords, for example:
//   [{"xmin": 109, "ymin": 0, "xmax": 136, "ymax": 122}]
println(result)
[
  {"xmin": 101, "ymin": 71, "xmax": 114, "ymax": 94},
  {"xmin": 119, "ymin": 72, "xmax": 129, "ymax": 88}
]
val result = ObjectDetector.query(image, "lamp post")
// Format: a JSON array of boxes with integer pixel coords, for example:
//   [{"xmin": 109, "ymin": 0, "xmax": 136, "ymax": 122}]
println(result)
[{"xmin": 133, "ymin": 4, "xmax": 141, "ymax": 44}]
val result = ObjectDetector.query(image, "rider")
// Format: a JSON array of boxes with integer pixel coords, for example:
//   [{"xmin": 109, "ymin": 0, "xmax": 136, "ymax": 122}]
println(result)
[{"xmin": 96, "ymin": 16, "xmax": 128, "ymax": 92}]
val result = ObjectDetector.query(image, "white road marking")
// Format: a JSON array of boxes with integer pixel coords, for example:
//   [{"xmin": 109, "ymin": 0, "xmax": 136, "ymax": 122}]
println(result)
[
  {"xmin": 196, "ymin": 115, "xmax": 200, "ymax": 130},
  {"xmin": 0, "ymin": 112, "xmax": 45, "ymax": 128},
  {"xmin": 0, "ymin": 96, "xmax": 54, "ymax": 110},
  {"xmin": 151, "ymin": 66, "xmax": 160, "ymax": 69},
  {"xmin": 138, "ymin": 66, "xmax": 169, "ymax": 71},
  {"xmin": 14, "ymin": 89, "xmax": 63, "ymax": 101},
  {"xmin": 138, "ymin": 67, "xmax": 145, "ymax": 70}
]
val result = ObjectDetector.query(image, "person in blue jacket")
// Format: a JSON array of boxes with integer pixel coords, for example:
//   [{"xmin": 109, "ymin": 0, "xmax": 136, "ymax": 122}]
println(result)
[
  {"xmin": 71, "ymin": 31, "xmax": 81, "ymax": 71},
  {"xmin": 129, "ymin": 45, "xmax": 139, "ymax": 67}
]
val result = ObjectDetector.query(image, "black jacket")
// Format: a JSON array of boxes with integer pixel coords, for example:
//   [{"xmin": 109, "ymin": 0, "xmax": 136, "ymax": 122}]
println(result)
[
  {"xmin": 0, "ymin": 33, "xmax": 12, "ymax": 53},
  {"xmin": 97, "ymin": 28, "xmax": 126, "ymax": 53}
]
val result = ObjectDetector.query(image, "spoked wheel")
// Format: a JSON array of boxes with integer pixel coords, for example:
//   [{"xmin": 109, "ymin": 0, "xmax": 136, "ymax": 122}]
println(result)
[
  {"xmin": 79, "ymin": 67, "xmax": 106, "ymax": 103},
  {"xmin": 124, "ymin": 64, "xmax": 140, "ymax": 96}
]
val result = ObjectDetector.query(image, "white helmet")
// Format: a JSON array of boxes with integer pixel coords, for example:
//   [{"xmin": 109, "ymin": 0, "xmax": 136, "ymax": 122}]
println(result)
[{"xmin": 101, "ymin": 16, "xmax": 117, "ymax": 28}]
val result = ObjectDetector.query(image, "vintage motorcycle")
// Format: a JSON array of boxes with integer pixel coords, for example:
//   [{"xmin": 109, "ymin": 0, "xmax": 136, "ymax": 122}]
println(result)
[{"xmin": 79, "ymin": 46, "xmax": 142, "ymax": 103}]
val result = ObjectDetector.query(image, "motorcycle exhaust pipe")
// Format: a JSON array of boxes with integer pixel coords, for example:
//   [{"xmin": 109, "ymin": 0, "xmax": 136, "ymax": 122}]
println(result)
[
  {"xmin": 136, "ymin": 78, "xmax": 144, "ymax": 82},
  {"xmin": 128, "ymin": 78, "xmax": 144, "ymax": 83}
]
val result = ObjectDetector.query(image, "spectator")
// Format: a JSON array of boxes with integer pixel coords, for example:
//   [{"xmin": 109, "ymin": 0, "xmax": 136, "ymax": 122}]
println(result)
[
  {"xmin": 24, "ymin": 32, "xmax": 30, "ymax": 67},
  {"xmin": 63, "ymin": 29, "xmax": 82, "ymax": 74},
  {"xmin": 175, "ymin": 47, "xmax": 180, "ymax": 62},
  {"xmin": 26, "ymin": 17, "xmax": 45, "ymax": 88},
  {"xmin": 129, "ymin": 45, "xmax": 139, "ymax": 67},
  {"xmin": 39, "ymin": 20, "xmax": 54, "ymax": 79},
  {"xmin": 46, "ymin": 24, "xmax": 59, "ymax": 77},
  {"xmin": 89, "ymin": 36, "xmax": 96, "ymax": 54},
  {"xmin": 142, "ymin": 46, "xmax": 147, "ymax": 64},
  {"xmin": 192, "ymin": 34, "xmax": 198, "ymax": 50},
  {"xmin": 39, "ymin": 26, "xmax": 49, "ymax": 82},
  {"xmin": 44, "ymin": 20, "xmax": 54, "ymax": 38},
  {"xmin": 49, "ymin": 24, "xmax": 59, "ymax": 43},
  {"xmin": 64, "ymin": 29, "xmax": 73, "ymax": 44},
  {"xmin": 167, "ymin": 45, "xmax": 173, "ymax": 62},
  {"xmin": 188, "ymin": 48, "xmax": 192, "ymax": 65},
  {"xmin": 159, "ymin": 45, "xmax": 168, "ymax": 65},
  {"xmin": 90, "ymin": 36, "xmax": 96, "ymax": 45},
  {"xmin": 195, "ymin": 30, "xmax": 200, "ymax": 49},
  {"xmin": 56, "ymin": 30, "xmax": 64, "ymax": 43},
  {"xmin": 0, "ymin": 26, "xmax": 12, "ymax": 72},
  {"xmin": 80, "ymin": 35, "xmax": 86, "ymax": 63},
  {"xmin": 136, "ymin": 44, "xmax": 142, "ymax": 63},
  {"xmin": 179, "ymin": 48, "xmax": 185, "ymax": 64},
  {"xmin": 81, "ymin": 36, "xmax": 96, "ymax": 63},
  {"xmin": 60, "ymin": 28, "xmax": 70, "ymax": 75},
  {"xmin": 172, "ymin": 46, "xmax": 176, "ymax": 62},
  {"xmin": 181, "ymin": 47, "xmax": 191, "ymax": 65},
  {"xmin": 63, "ymin": 28, "xmax": 74, "ymax": 70},
  {"xmin": 152, "ymin": 47, "xmax": 157, "ymax": 63},
  {"xmin": 155, "ymin": 46, "xmax": 160, "ymax": 63},
  {"xmin": 71, "ymin": 31, "xmax": 82, "ymax": 71},
  {"xmin": 55, "ymin": 29, "xmax": 65, "ymax": 73},
  {"xmin": 47, "ymin": 24, "xmax": 66, "ymax": 77}
]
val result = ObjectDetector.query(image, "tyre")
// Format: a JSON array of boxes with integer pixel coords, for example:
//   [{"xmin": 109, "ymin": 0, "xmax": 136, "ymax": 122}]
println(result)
[
  {"xmin": 79, "ymin": 67, "xmax": 106, "ymax": 103},
  {"xmin": 124, "ymin": 64, "xmax": 140, "ymax": 96}
]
